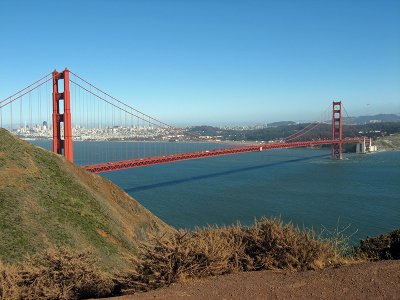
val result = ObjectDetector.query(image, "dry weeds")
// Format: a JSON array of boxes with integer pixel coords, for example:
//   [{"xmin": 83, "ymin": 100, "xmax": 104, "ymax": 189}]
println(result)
[
  {"xmin": 0, "ymin": 218, "xmax": 359, "ymax": 299},
  {"xmin": 118, "ymin": 217, "xmax": 345, "ymax": 293},
  {"xmin": 0, "ymin": 262, "xmax": 20, "ymax": 300},
  {"xmin": 0, "ymin": 248, "xmax": 114, "ymax": 300}
]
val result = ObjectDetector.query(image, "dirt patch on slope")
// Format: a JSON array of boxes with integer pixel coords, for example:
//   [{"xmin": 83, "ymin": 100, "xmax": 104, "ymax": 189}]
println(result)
[{"xmin": 116, "ymin": 261, "xmax": 400, "ymax": 300}]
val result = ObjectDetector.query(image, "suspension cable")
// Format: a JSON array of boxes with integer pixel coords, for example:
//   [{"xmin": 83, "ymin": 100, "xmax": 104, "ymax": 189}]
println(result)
[
  {"xmin": 70, "ymin": 79, "xmax": 208, "ymax": 141},
  {"xmin": 283, "ymin": 104, "xmax": 331, "ymax": 141},
  {"xmin": 70, "ymin": 71, "xmax": 174, "ymax": 129},
  {"xmin": 342, "ymin": 104, "xmax": 361, "ymax": 138},
  {"xmin": 0, "ymin": 78, "xmax": 52, "ymax": 109},
  {"xmin": 283, "ymin": 122, "xmax": 319, "ymax": 141},
  {"xmin": 285, "ymin": 122, "xmax": 324, "ymax": 141},
  {"xmin": 0, "ymin": 73, "xmax": 52, "ymax": 104},
  {"xmin": 69, "ymin": 71, "xmax": 236, "ymax": 143}
]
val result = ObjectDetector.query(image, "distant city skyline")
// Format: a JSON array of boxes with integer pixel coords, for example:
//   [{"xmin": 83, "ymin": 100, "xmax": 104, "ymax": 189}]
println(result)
[
  {"xmin": 2, "ymin": 109, "xmax": 399, "ymax": 130},
  {"xmin": 0, "ymin": 0, "xmax": 399, "ymax": 125}
]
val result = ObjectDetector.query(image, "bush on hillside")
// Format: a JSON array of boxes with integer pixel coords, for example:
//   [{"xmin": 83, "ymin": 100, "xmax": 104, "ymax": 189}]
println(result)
[
  {"xmin": 0, "ymin": 248, "xmax": 114, "ymax": 300},
  {"xmin": 116, "ymin": 225, "xmax": 247, "ymax": 291},
  {"xmin": 355, "ymin": 229, "xmax": 400, "ymax": 260},
  {"xmin": 118, "ymin": 217, "xmax": 343, "ymax": 292},
  {"xmin": 241, "ymin": 218, "xmax": 338, "ymax": 271},
  {"xmin": 0, "ymin": 218, "xmax": 355, "ymax": 298}
]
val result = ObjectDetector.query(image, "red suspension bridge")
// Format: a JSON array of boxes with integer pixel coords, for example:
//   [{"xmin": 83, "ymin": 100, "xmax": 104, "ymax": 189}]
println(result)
[{"xmin": 0, "ymin": 68, "xmax": 369, "ymax": 173}]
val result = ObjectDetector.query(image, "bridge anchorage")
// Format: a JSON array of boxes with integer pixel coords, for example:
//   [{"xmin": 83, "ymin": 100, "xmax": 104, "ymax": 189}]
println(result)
[{"xmin": 0, "ymin": 68, "xmax": 373, "ymax": 173}]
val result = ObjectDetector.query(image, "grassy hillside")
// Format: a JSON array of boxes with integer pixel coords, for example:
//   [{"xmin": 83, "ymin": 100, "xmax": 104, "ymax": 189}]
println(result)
[
  {"xmin": 0, "ymin": 128, "xmax": 170, "ymax": 271},
  {"xmin": 375, "ymin": 133, "xmax": 400, "ymax": 150}
]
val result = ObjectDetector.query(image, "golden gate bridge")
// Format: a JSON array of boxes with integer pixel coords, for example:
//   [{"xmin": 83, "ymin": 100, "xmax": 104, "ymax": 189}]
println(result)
[{"xmin": 0, "ymin": 68, "xmax": 369, "ymax": 173}]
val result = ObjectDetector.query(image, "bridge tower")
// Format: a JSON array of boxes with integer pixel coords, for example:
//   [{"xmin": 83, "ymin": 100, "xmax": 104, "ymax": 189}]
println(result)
[
  {"xmin": 52, "ymin": 69, "xmax": 73, "ymax": 162},
  {"xmin": 331, "ymin": 101, "xmax": 342, "ymax": 160}
]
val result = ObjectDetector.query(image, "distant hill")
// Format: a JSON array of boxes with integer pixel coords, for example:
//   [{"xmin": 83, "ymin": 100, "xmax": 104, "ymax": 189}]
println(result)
[
  {"xmin": 267, "ymin": 121, "xmax": 297, "ymax": 127},
  {"xmin": 188, "ymin": 125, "xmax": 222, "ymax": 136},
  {"xmin": 0, "ymin": 128, "xmax": 170, "ymax": 271},
  {"xmin": 344, "ymin": 114, "xmax": 400, "ymax": 125}
]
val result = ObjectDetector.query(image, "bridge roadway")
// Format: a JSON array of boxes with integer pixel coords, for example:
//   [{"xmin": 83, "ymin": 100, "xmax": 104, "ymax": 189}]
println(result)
[{"xmin": 83, "ymin": 138, "xmax": 363, "ymax": 173}]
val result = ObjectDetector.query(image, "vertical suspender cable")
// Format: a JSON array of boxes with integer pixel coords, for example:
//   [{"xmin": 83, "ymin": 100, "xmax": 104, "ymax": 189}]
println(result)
[{"xmin": 10, "ymin": 102, "xmax": 13, "ymax": 131}]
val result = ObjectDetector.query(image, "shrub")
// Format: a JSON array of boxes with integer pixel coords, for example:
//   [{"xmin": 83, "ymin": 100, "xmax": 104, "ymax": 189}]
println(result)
[
  {"xmin": 1, "ymin": 218, "xmax": 353, "ymax": 297},
  {"xmin": 242, "ymin": 217, "xmax": 338, "ymax": 271},
  {"xmin": 390, "ymin": 229, "xmax": 400, "ymax": 259},
  {"xmin": 119, "ymin": 225, "xmax": 248, "ymax": 291},
  {"xmin": 119, "ymin": 217, "xmax": 342, "ymax": 292},
  {"xmin": 355, "ymin": 229, "xmax": 400, "ymax": 260},
  {"xmin": 0, "ymin": 248, "xmax": 114, "ymax": 300}
]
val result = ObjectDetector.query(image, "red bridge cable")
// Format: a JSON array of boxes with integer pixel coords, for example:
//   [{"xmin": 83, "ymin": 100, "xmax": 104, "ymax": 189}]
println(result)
[
  {"xmin": 283, "ymin": 104, "xmax": 331, "ymax": 141},
  {"xmin": 0, "ymin": 73, "xmax": 51, "ymax": 104},
  {"xmin": 285, "ymin": 122, "xmax": 324, "ymax": 142},
  {"xmin": 69, "ymin": 80, "xmax": 213, "ymax": 143},
  {"xmin": 69, "ymin": 71, "xmax": 218, "ymax": 143},
  {"xmin": 0, "ymin": 78, "xmax": 52, "ymax": 109},
  {"xmin": 283, "ymin": 122, "xmax": 319, "ymax": 141},
  {"xmin": 342, "ymin": 105, "xmax": 362, "ymax": 139},
  {"xmin": 70, "ymin": 71, "xmax": 174, "ymax": 129},
  {"xmin": 70, "ymin": 80, "xmax": 174, "ymax": 130}
]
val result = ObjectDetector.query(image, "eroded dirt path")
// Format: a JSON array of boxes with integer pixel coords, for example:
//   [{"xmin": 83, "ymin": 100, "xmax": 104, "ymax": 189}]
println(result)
[{"xmin": 114, "ymin": 261, "xmax": 400, "ymax": 300}]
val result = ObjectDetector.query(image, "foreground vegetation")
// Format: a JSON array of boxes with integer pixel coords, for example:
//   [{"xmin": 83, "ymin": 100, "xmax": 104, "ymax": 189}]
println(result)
[
  {"xmin": 120, "ymin": 217, "xmax": 343, "ymax": 293},
  {"xmin": 354, "ymin": 229, "xmax": 400, "ymax": 260},
  {"xmin": 1, "ymin": 218, "xmax": 398, "ymax": 300},
  {"xmin": 0, "ymin": 249, "xmax": 114, "ymax": 299}
]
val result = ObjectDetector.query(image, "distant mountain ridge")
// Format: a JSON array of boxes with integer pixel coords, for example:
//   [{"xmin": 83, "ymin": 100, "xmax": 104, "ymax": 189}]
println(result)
[
  {"xmin": 343, "ymin": 114, "xmax": 400, "ymax": 125},
  {"xmin": 267, "ymin": 114, "xmax": 400, "ymax": 127}
]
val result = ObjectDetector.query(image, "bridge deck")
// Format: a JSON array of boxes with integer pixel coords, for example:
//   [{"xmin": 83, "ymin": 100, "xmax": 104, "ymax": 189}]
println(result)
[{"xmin": 83, "ymin": 138, "xmax": 363, "ymax": 173}]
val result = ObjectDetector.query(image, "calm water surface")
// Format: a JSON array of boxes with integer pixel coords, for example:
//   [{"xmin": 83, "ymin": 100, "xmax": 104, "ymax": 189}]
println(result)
[
  {"xmin": 104, "ymin": 148, "xmax": 400, "ymax": 243},
  {"xmin": 32, "ymin": 140, "xmax": 400, "ymax": 242}
]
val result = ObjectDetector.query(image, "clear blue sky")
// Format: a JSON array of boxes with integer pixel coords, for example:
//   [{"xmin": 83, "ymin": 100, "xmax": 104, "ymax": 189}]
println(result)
[{"xmin": 0, "ymin": 0, "xmax": 399, "ymax": 125}]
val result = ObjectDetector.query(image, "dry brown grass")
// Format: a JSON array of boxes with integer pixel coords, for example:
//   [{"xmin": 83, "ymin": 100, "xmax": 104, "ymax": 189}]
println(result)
[
  {"xmin": 118, "ymin": 217, "xmax": 344, "ymax": 293},
  {"xmin": 0, "ymin": 218, "xmax": 350, "ymax": 298},
  {"xmin": 0, "ymin": 248, "xmax": 114, "ymax": 300},
  {"xmin": 242, "ymin": 217, "xmax": 340, "ymax": 271},
  {"xmin": 0, "ymin": 262, "xmax": 20, "ymax": 300}
]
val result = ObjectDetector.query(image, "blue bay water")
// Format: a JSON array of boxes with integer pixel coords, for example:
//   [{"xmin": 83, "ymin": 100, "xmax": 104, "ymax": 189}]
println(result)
[{"xmin": 31, "ymin": 140, "xmax": 400, "ymax": 243}]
